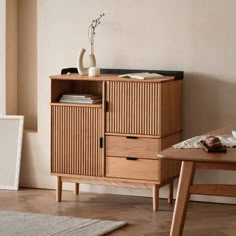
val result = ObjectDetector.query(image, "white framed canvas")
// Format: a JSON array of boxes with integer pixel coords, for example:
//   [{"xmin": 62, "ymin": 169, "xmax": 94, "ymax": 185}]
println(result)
[{"xmin": 0, "ymin": 115, "xmax": 24, "ymax": 190}]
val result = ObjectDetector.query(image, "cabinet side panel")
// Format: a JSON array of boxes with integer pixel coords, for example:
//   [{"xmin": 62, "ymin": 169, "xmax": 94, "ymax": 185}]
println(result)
[
  {"xmin": 51, "ymin": 106, "xmax": 103, "ymax": 176},
  {"xmin": 160, "ymin": 132, "xmax": 182, "ymax": 151},
  {"xmin": 106, "ymin": 81, "xmax": 159, "ymax": 135},
  {"xmin": 159, "ymin": 132, "xmax": 182, "ymax": 182},
  {"xmin": 159, "ymin": 80, "xmax": 182, "ymax": 136},
  {"xmin": 159, "ymin": 159, "xmax": 181, "ymax": 183}
]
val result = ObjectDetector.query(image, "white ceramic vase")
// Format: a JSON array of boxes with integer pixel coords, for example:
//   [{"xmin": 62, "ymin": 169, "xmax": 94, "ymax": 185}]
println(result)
[{"xmin": 77, "ymin": 48, "xmax": 96, "ymax": 75}]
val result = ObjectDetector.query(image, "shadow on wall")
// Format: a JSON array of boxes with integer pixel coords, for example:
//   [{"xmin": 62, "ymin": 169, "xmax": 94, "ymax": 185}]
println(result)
[{"xmin": 183, "ymin": 72, "xmax": 236, "ymax": 139}]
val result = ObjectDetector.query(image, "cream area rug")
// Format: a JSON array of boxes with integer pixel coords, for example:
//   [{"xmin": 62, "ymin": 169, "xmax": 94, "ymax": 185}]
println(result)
[{"xmin": 0, "ymin": 211, "xmax": 127, "ymax": 236}]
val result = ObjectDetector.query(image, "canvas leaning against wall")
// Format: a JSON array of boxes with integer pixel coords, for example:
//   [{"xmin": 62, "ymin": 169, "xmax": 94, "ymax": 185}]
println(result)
[{"xmin": 0, "ymin": 116, "xmax": 24, "ymax": 190}]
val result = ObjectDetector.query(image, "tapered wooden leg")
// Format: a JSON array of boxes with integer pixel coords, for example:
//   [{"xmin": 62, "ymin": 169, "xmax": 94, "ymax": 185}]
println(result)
[
  {"xmin": 74, "ymin": 183, "xmax": 79, "ymax": 195},
  {"xmin": 56, "ymin": 176, "xmax": 62, "ymax": 202},
  {"xmin": 168, "ymin": 180, "xmax": 174, "ymax": 204},
  {"xmin": 170, "ymin": 161, "xmax": 195, "ymax": 236},
  {"xmin": 153, "ymin": 184, "xmax": 159, "ymax": 211}
]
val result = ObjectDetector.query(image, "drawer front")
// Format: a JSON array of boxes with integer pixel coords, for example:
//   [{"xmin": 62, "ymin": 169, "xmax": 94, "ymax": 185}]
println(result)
[
  {"xmin": 106, "ymin": 156, "xmax": 159, "ymax": 181},
  {"xmin": 106, "ymin": 135, "xmax": 160, "ymax": 159}
]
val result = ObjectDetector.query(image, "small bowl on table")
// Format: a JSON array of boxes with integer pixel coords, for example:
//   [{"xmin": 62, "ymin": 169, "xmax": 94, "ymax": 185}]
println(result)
[{"xmin": 232, "ymin": 130, "xmax": 236, "ymax": 138}]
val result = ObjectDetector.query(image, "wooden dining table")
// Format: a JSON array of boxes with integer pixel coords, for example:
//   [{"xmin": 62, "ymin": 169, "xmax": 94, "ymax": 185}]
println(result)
[{"xmin": 158, "ymin": 125, "xmax": 236, "ymax": 236}]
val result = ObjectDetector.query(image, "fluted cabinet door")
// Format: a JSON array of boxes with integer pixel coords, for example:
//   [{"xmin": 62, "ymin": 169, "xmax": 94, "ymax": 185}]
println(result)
[
  {"xmin": 51, "ymin": 105, "xmax": 103, "ymax": 176},
  {"xmin": 106, "ymin": 81, "xmax": 159, "ymax": 136}
]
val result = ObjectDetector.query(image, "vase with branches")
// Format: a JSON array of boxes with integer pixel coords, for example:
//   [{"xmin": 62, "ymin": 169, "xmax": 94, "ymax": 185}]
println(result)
[{"xmin": 77, "ymin": 13, "xmax": 105, "ymax": 76}]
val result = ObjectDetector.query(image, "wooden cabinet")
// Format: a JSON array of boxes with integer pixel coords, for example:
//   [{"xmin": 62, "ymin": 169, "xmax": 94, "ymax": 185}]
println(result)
[{"xmin": 50, "ymin": 72, "xmax": 183, "ymax": 211}]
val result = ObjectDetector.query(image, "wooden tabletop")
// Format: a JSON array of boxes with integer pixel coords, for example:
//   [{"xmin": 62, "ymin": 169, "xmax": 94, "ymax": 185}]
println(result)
[{"xmin": 158, "ymin": 125, "xmax": 236, "ymax": 164}]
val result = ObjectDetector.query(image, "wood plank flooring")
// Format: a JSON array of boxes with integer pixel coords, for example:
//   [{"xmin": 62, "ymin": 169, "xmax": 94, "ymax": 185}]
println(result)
[{"xmin": 0, "ymin": 188, "xmax": 236, "ymax": 235}]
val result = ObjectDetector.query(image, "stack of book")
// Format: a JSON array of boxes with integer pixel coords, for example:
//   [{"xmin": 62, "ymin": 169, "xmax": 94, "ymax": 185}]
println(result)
[{"xmin": 59, "ymin": 94, "xmax": 102, "ymax": 104}]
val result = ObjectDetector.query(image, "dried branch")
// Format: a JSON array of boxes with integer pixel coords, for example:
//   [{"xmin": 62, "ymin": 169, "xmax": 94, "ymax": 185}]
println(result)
[{"xmin": 88, "ymin": 13, "xmax": 105, "ymax": 54}]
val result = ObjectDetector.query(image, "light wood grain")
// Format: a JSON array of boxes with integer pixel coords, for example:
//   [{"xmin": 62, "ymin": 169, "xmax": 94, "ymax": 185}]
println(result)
[
  {"xmin": 159, "ymin": 145, "xmax": 236, "ymax": 164},
  {"xmin": 190, "ymin": 184, "xmax": 236, "ymax": 197},
  {"xmin": 72, "ymin": 80, "xmax": 103, "ymax": 96},
  {"xmin": 53, "ymin": 173, "xmax": 160, "ymax": 184},
  {"xmin": 159, "ymin": 80, "xmax": 182, "ymax": 136},
  {"xmin": 106, "ymin": 156, "xmax": 159, "ymax": 181},
  {"xmin": 51, "ymin": 79, "xmax": 103, "ymax": 103},
  {"xmin": 105, "ymin": 132, "xmax": 160, "ymax": 138},
  {"xmin": 61, "ymin": 176, "xmax": 153, "ymax": 189},
  {"xmin": 50, "ymin": 74, "xmax": 175, "ymax": 83},
  {"xmin": 170, "ymin": 161, "xmax": 195, "ymax": 236},
  {"xmin": 102, "ymin": 81, "xmax": 106, "ymax": 176},
  {"xmin": 106, "ymin": 81, "xmax": 160, "ymax": 135},
  {"xmin": 196, "ymin": 162, "xmax": 236, "ymax": 171},
  {"xmin": 51, "ymin": 80, "xmax": 73, "ymax": 103},
  {"xmin": 160, "ymin": 132, "xmax": 182, "ymax": 150},
  {"xmin": 56, "ymin": 176, "xmax": 62, "ymax": 202},
  {"xmin": 106, "ymin": 135, "xmax": 160, "ymax": 159},
  {"xmin": 51, "ymin": 105, "xmax": 103, "ymax": 176},
  {"xmin": 153, "ymin": 184, "xmax": 159, "ymax": 211},
  {"xmin": 106, "ymin": 133, "xmax": 181, "ymax": 160},
  {"xmin": 159, "ymin": 159, "xmax": 181, "ymax": 183},
  {"xmin": 50, "ymin": 103, "xmax": 102, "ymax": 108}
]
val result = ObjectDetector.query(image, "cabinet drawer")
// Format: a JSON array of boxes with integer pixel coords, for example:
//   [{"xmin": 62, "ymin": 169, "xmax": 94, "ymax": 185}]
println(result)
[
  {"xmin": 106, "ymin": 135, "xmax": 160, "ymax": 159},
  {"xmin": 106, "ymin": 156, "xmax": 159, "ymax": 181}
]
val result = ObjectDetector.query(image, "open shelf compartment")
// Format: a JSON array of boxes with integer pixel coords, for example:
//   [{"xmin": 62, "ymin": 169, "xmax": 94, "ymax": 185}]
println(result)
[{"xmin": 51, "ymin": 79, "xmax": 103, "ymax": 105}]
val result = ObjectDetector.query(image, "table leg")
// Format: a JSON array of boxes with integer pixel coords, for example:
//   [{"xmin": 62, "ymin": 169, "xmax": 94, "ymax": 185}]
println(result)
[{"xmin": 170, "ymin": 161, "xmax": 195, "ymax": 236}]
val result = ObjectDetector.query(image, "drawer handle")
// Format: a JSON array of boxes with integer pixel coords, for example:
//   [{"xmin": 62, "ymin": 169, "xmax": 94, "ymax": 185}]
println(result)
[
  {"xmin": 126, "ymin": 157, "xmax": 138, "ymax": 161},
  {"xmin": 126, "ymin": 136, "xmax": 138, "ymax": 139}
]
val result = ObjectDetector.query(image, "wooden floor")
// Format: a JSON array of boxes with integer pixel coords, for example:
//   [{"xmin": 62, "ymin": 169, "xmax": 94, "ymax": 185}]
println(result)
[{"xmin": 0, "ymin": 188, "xmax": 236, "ymax": 236}]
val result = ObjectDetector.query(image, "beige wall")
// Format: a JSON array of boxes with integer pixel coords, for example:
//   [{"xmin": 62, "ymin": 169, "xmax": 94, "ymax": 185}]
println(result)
[
  {"xmin": 5, "ymin": 0, "xmax": 37, "ymax": 128},
  {"xmin": 18, "ymin": 0, "xmax": 37, "ymax": 130},
  {"xmin": 0, "ymin": 0, "xmax": 6, "ymax": 114},
  {"xmin": 6, "ymin": 0, "xmax": 18, "ymax": 115},
  {"xmin": 19, "ymin": 0, "xmax": 236, "ymax": 203}
]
